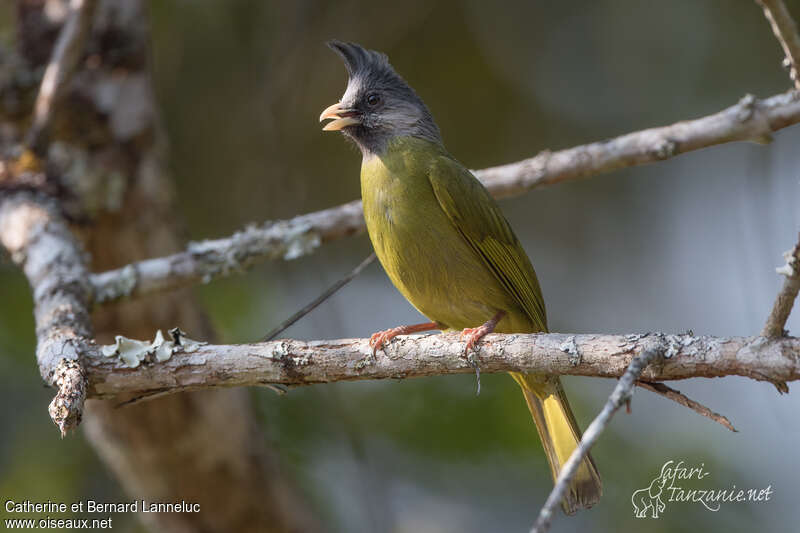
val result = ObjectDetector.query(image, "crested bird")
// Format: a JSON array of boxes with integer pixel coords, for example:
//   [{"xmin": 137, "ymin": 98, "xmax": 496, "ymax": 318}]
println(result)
[{"xmin": 319, "ymin": 40, "xmax": 602, "ymax": 514}]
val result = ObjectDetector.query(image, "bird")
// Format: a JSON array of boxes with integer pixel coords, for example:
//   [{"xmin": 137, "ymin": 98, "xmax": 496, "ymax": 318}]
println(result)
[{"xmin": 319, "ymin": 40, "xmax": 602, "ymax": 514}]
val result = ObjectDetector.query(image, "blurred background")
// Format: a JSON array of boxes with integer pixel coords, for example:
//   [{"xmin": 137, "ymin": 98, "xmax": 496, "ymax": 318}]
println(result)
[{"xmin": 2, "ymin": 0, "xmax": 800, "ymax": 531}]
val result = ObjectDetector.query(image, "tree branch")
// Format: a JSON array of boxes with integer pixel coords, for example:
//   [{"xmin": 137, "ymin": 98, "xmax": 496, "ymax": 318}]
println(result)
[
  {"xmin": 757, "ymin": 0, "xmax": 800, "ymax": 90},
  {"xmin": 80, "ymin": 332, "xmax": 799, "ymax": 400},
  {"xmin": 636, "ymin": 381, "xmax": 737, "ymax": 432},
  {"xmin": 0, "ymin": 192, "xmax": 92, "ymax": 435},
  {"xmin": 762, "ymin": 233, "xmax": 800, "ymax": 338},
  {"xmin": 89, "ymin": 90, "xmax": 800, "ymax": 304},
  {"xmin": 531, "ymin": 338, "xmax": 667, "ymax": 533},
  {"xmin": 24, "ymin": 0, "xmax": 97, "ymax": 151}
]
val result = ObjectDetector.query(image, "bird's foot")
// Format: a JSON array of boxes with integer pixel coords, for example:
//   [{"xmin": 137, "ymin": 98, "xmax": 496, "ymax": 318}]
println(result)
[
  {"xmin": 368, "ymin": 322, "xmax": 440, "ymax": 355},
  {"xmin": 459, "ymin": 328, "xmax": 485, "ymax": 395},
  {"xmin": 459, "ymin": 311, "xmax": 507, "ymax": 354},
  {"xmin": 369, "ymin": 328, "xmax": 403, "ymax": 354},
  {"xmin": 459, "ymin": 312, "xmax": 506, "ymax": 396},
  {"xmin": 460, "ymin": 325, "xmax": 493, "ymax": 353}
]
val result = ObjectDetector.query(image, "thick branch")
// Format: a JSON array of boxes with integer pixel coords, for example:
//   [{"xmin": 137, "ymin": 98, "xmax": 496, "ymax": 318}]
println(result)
[
  {"xmin": 89, "ymin": 90, "xmax": 800, "ymax": 304},
  {"xmin": 757, "ymin": 0, "xmax": 800, "ymax": 90},
  {"xmin": 83, "ymin": 332, "xmax": 799, "ymax": 399},
  {"xmin": 0, "ymin": 192, "xmax": 92, "ymax": 435}
]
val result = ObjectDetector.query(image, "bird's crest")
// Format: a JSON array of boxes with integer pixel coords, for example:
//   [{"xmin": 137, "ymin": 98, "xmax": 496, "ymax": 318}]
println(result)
[{"xmin": 327, "ymin": 40, "xmax": 391, "ymax": 79}]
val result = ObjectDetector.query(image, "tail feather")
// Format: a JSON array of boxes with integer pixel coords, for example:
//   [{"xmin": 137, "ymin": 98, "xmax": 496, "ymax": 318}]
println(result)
[{"xmin": 510, "ymin": 372, "xmax": 602, "ymax": 514}]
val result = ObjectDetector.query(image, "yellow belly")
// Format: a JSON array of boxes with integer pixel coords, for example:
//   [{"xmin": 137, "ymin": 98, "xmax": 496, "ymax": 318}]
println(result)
[{"xmin": 360, "ymin": 144, "xmax": 533, "ymax": 332}]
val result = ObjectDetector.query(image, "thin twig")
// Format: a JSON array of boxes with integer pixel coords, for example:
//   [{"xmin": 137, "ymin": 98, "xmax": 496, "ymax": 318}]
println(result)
[
  {"xmin": 757, "ymin": 0, "xmax": 800, "ymax": 90},
  {"xmin": 530, "ymin": 338, "xmax": 667, "ymax": 533},
  {"xmin": 24, "ymin": 0, "xmax": 98, "ymax": 152},
  {"xmin": 262, "ymin": 253, "xmax": 376, "ymax": 341},
  {"xmin": 636, "ymin": 381, "xmax": 737, "ymax": 432},
  {"xmin": 762, "ymin": 233, "xmax": 800, "ymax": 338},
  {"xmin": 88, "ymin": 90, "xmax": 800, "ymax": 304}
]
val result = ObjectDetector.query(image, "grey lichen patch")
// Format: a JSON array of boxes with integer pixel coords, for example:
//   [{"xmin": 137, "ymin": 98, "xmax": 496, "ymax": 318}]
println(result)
[
  {"xmin": 101, "ymin": 328, "xmax": 207, "ymax": 368},
  {"xmin": 355, "ymin": 352, "xmax": 377, "ymax": 370},
  {"xmin": 664, "ymin": 334, "xmax": 689, "ymax": 359},
  {"xmin": 101, "ymin": 335, "xmax": 154, "ymax": 368},
  {"xmin": 168, "ymin": 327, "xmax": 207, "ymax": 353},
  {"xmin": 92, "ymin": 263, "xmax": 137, "ymax": 302},
  {"xmin": 269, "ymin": 340, "xmax": 290, "ymax": 360},
  {"xmin": 184, "ymin": 219, "xmax": 323, "ymax": 284},
  {"xmin": 776, "ymin": 247, "xmax": 798, "ymax": 277},
  {"xmin": 651, "ymin": 139, "xmax": 677, "ymax": 160},
  {"xmin": 281, "ymin": 222, "xmax": 321, "ymax": 260},
  {"xmin": 152, "ymin": 330, "xmax": 173, "ymax": 362},
  {"xmin": 560, "ymin": 335, "xmax": 581, "ymax": 366},
  {"xmin": 292, "ymin": 353, "xmax": 312, "ymax": 366}
]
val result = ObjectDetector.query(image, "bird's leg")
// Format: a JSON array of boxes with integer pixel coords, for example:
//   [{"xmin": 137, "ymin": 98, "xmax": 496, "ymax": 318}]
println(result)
[
  {"xmin": 369, "ymin": 322, "xmax": 440, "ymax": 355},
  {"xmin": 460, "ymin": 311, "xmax": 506, "ymax": 353},
  {"xmin": 459, "ymin": 311, "xmax": 506, "ymax": 396}
]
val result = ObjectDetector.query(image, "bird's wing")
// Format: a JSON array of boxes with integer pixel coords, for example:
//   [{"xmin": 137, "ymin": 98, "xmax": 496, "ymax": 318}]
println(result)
[{"xmin": 428, "ymin": 154, "xmax": 548, "ymax": 331}]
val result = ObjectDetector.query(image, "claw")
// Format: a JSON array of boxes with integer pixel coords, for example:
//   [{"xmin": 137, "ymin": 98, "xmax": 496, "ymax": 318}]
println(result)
[
  {"xmin": 368, "ymin": 322, "xmax": 440, "ymax": 355},
  {"xmin": 461, "ymin": 325, "xmax": 491, "ymax": 353},
  {"xmin": 369, "ymin": 329, "xmax": 398, "ymax": 355}
]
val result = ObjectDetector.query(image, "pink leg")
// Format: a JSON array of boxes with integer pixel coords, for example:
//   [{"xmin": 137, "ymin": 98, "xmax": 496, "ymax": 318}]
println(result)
[
  {"xmin": 460, "ymin": 311, "xmax": 506, "ymax": 352},
  {"xmin": 369, "ymin": 322, "xmax": 440, "ymax": 354}
]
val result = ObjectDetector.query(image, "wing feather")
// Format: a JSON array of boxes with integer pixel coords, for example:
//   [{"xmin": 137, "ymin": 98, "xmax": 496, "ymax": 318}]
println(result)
[{"xmin": 428, "ymin": 155, "xmax": 548, "ymax": 332}]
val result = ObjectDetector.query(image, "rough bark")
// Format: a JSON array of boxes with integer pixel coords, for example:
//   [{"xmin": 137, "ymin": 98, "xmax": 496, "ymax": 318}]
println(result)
[
  {"xmin": 82, "ymin": 332, "xmax": 800, "ymax": 398},
  {"xmin": 7, "ymin": 1, "xmax": 317, "ymax": 531},
  {"xmin": 0, "ymin": 192, "xmax": 92, "ymax": 435}
]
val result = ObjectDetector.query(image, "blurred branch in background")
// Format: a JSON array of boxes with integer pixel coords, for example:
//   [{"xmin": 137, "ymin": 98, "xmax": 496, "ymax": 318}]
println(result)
[
  {"xmin": 83, "ymin": 331, "xmax": 798, "ymax": 398},
  {"xmin": 2, "ymin": 1, "xmax": 320, "ymax": 531},
  {"xmin": 757, "ymin": 0, "xmax": 800, "ymax": 90},
  {"xmin": 24, "ymin": 0, "xmax": 97, "ymax": 152},
  {"xmin": 0, "ymin": 0, "xmax": 99, "ymax": 436},
  {"xmin": 533, "ymin": 5, "xmax": 800, "ymax": 531},
  {"xmin": 757, "ymin": 0, "xmax": 800, "ymax": 343},
  {"xmin": 89, "ymin": 90, "xmax": 800, "ymax": 304},
  {"xmin": 0, "ymin": 192, "xmax": 92, "ymax": 436}
]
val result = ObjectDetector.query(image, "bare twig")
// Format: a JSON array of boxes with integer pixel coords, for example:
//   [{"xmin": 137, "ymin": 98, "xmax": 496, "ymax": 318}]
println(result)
[
  {"xmin": 531, "ymin": 338, "xmax": 667, "ymax": 533},
  {"xmin": 757, "ymin": 0, "xmax": 800, "ymax": 90},
  {"xmin": 0, "ymin": 192, "xmax": 93, "ymax": 435},
  {"xmin": 24, "ymin": 0, "xmax": 98, "ymax": 152},
  {"xmin": 82, "ymin": 332, "xmax": 800, "ymax": 400},
  {"xmin": 262, "ymin": 252, "xmax": 376, "ymax": 341},
  {"xmin": 636, "ymin": 381, "xmax": 737, "ymax": 432},
  {"xmin": 88, "ymin": 90, "xmax": 800, "ymax": 304},
  {"xmin": 762, "ymin": 233, "xmax": 800, "ymax": 338}
]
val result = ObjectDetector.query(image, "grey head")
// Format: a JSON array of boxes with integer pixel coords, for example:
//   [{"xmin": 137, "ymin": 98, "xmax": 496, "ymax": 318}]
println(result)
[{"xmin": 319, "ymin": 41, "xmax": 442, "ymax": 155}]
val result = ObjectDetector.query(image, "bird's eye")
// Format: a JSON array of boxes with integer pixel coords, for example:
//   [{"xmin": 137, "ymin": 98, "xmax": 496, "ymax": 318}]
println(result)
[{"xmin": 366, "ymin": 93, "xmax": 381, "ymax": 106}]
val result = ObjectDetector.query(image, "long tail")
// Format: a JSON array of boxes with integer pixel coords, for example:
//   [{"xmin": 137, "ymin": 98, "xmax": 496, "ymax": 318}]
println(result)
[{"xmin": 510, "ymin": 372, "xmax": 602, "ymax": 515}]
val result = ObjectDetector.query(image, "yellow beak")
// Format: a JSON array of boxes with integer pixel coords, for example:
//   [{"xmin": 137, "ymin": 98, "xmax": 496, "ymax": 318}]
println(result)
[{"xmin": 319, "ymin": 102, "xmax": 361, "ymax": 131}]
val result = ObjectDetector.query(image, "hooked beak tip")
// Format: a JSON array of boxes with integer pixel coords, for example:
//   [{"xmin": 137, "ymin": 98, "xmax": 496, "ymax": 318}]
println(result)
[
  {"xmin": 319, "ymin": 102, "xmax": 343, "ymax": 122},
  {"xmin": 319, "ymin": 102, "xmax": 361, "ymax": 131}
]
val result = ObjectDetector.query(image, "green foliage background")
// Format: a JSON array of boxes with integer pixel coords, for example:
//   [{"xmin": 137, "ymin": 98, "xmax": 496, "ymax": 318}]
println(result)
[{"xmin": 3, "ymin": 1, "xmax": 800, "ymax": 531}]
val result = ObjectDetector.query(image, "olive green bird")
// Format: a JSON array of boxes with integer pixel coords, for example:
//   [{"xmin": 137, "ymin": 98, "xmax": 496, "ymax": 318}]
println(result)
[{"xmin": 320, "ymin": 41, "xmax": 601, "ymax": 514}]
